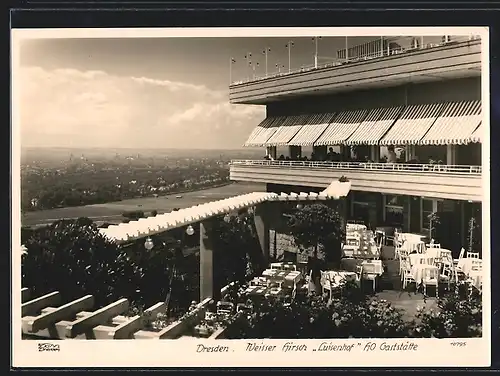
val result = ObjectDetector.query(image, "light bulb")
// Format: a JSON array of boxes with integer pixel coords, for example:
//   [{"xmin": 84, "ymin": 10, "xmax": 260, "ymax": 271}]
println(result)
[
  {"xmin": 186, "ymin": 225, "xmax": 195, "ymax": 236},
  {"xmin": 247, "ymin": 207, "xmax": 254, "ymax": 215},
  {"xmin": 144, "ymin": 237, "xmax": 154, "ymax": 250},
  {"xmin": 223, "ymin": 214, "xmax": 231, "ymax": 223},
  {"xmin": 296, "ymin": 203, "xmax": 304, "ymax": 209}
]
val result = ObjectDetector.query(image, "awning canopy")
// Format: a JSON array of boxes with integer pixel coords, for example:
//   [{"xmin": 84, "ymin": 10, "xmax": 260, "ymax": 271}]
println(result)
[
  {"xmin": 345, "ymin": 106, "xmax": 403, "ymax": 146},
  {"xmin": 314, "ymin": 109, "xmax": 368, "ymax": 146},
  {"xmin": 469, "ymin": 123, "xmax": 482, "ymax": 143},
  {"xmin": 264, "ymin": 115, "xmax": 307, "ymax": 146},
  {"xmin": 244, "ymin": 116, "xmax": 283, "ymax": 147},
  {"xmin": 99, "ymin": 181, "xmax": 351, "ymax": 243},
  {"xmin": 287, "ymin": 113, "xmax": 336, "ymax": 146},
  {"xmin": 379, "ymin": 102, "xmax": 445, "ymax": 145},
  {"xmin": 418, "ymin": 100, "xmax": 482, "ymax": 145}
]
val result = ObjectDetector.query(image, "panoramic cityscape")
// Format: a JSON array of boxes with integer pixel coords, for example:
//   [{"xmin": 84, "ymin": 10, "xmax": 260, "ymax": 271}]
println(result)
[{"xmin": 15, "ymin": 31, "xmax": 486, "ymax": 363}]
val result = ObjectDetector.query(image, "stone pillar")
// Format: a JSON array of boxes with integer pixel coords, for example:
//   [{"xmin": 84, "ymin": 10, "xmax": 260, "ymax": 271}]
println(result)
[
  {"xmin": 199, "ymin": 220, "xmax": 214, "ymax": 301},
  {"xmin": 267, "ymin": 146, "xmax": 277, "ymax": 160},
  {"xmin": 288, "ymin": 145, "xmax": 301, "ymax": 159},
  {"xmin": 446, "ymin": 144, "xmax": 456, "ymax": 165},
  {"xmin": 370, "ymin": 145, "xmax": 380, "ymax": 162},
  {"xmin": 254, "ymin": 202, "xmax": 271, "ymax": 262}
]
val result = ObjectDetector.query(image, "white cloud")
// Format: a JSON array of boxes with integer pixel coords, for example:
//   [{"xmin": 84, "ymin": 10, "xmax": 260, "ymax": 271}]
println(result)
[{"xmin": 18, "ymin": 66, "xmax": 265, "ymax": 149}]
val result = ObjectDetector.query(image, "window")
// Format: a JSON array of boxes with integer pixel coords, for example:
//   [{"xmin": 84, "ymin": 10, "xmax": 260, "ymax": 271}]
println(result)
[
  {"xmin": 422, "ymin": 199, "xmax": 434, "ymax": 231},
  {"xmin": 352, "ymin": 202, "xmax": 370, "ymax": 225},
  {"xmin": 385, "ymin": 195, "xmax": 405, "ymax": 227}
]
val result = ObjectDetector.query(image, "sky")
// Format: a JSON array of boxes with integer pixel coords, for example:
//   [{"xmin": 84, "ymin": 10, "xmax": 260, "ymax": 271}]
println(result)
[{"xmin": 16, "ymin": 34, "xmax": 426, "ymax": 149}]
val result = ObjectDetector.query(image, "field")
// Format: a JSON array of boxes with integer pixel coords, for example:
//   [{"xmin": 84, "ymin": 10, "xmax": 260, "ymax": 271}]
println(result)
[{"xmin": 22, "ymin": 182, "xmax": 266, "ymax": 227}]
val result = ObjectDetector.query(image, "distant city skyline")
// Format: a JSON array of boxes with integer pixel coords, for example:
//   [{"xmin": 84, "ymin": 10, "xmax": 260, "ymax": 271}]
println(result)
[{"xmin": 16, "ymin": 31, "xmax": 466, "ymax": 149}]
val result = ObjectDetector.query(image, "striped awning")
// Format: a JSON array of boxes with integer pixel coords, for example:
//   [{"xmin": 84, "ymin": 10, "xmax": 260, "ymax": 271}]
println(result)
[
  {"xmin": 287, "ymin": 113, "xmax": 336, "ymax": 146},
  {"xmin": 469, "ymin": 123, "xmax": 482, "ymax": 143},
  {"xmin": 265, "ymin": 115, "xmax": 307, "ymax": 146},
  {"xmin": 244, "ymin": 116, "xmax": 284, "ymax": 147},
  {"xmin": 418, "ymin": 100, "xmax": 482, "ymax": 145},
  {"xmin": 379, "ymin": 102, "xmax": 445, "ymax": 145},
  {"xmin": 345, "ymin": 106, "xmax": 403, "ymax": 146},
  {"xmin": 314, "ymin": 110, "xmax": 368, "ymax": 146}
]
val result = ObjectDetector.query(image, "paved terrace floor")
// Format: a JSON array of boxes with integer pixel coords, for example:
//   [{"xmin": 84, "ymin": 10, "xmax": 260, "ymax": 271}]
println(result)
[{"xmin": 340, "ymin": 246, "xmax": 438, "ymax": 321}]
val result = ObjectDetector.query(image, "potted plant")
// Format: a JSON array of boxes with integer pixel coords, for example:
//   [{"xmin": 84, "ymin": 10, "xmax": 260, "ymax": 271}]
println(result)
[{"xmin": 427, "ymin": 212, "xmax": 441, "ymax": 241}]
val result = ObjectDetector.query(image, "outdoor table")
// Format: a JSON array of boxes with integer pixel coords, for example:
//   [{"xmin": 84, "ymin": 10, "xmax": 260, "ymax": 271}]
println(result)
[
  {"xmin": 262, "ymin": 269, "xmax": 278, "ymax": 277},
  {"xmin": 409, "ymin": 253, "xmax": 435, "ymax": 267},
  {"xmin": 361, "ymin": 260, "xmax": 383, "ymax": 275},
  {"xmin": 411, "ymin": 264, "xmax": 439, "ymax": 283},
  {"xmin": 457, "ymin": 258, "xmax": 482, "ymax": 275},
  {"xmin": 398, "ymin": 233, "xmax": 427, "ymax": 244},
  {"xmin": 426, "ymin": 248, "xmax": 452, "ymax": 262},
  {"xmin": 343, "ymin": 228, "xmax": 379, "ymax": 259},
  {"xmin": 403, "ymin": 240, "xmax": 426, "ymax": 254},
  {"xmin": 245, "ymin": 285, "xmax": 268, "ymax": 296},
  {"xmin": 467, "ymin": 271, "xmax": 483, "ymax": 290},
  {"xmin": 321, "ymin": 271, "xmax": 357, "ymax": 290}
]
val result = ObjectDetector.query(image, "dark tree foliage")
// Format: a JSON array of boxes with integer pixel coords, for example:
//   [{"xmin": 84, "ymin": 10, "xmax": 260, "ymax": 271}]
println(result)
[
  {"xmin": 211, "ymin": 213, "xmax": 266, "ymax": 299},
  {"xmin": 21, "ymin": 218, "xmax": 200, "ymax": 312},
  {"xmin": 287, "ymin": 203, "xmax": 345, "ymax": 265},
  {"xmin": 229, "ymin": 283, "xmax": 411, "ymax": 339},
  {"xmin": 22, "ymin": 218, "xmax": 139, "ymax": 307}
]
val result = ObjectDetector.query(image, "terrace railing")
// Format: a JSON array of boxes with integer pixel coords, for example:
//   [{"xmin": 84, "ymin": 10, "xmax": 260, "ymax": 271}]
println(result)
[
  {"xmin": 230, "ymin": 35, "xmax": 481, "ymax": 86},
  {"xmin": 230, "ymin": 160, "xmax": 482, "ymax": 175}
]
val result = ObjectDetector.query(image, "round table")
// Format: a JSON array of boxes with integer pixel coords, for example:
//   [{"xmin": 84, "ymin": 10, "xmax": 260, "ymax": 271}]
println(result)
[{"xmin": 411, "ymin": 264, "xmax": 439, "ymax": 283}]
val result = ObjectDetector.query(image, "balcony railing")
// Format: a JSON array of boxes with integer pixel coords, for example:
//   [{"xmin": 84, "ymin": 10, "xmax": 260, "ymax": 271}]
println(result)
[
  {"xmin": 230, "ymin": 160, "xmax": 482, "ymax": 175},
  {"xmin": 230, "ymin": 35, "xmax": 481, "ymax": 86}
]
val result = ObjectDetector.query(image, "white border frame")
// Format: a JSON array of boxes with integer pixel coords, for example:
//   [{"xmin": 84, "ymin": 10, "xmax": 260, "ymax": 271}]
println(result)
[{"xmin": 11, "ymin": 26, "xmax": 491, "ymax": 368}]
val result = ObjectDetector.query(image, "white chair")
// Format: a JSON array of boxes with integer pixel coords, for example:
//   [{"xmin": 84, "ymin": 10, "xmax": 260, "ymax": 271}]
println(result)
[
  {"xmin": 402, "ymin": 266, "xmax": 416, "ymax": 290},
  {"xmin": 453, "ymin": 248, "xmax": 465, "ymax": 268},
  {"xmin": 471, "ymin": 259, "xmax": 482, "ymax": 272},
  {"xmin": 467, "ymin": 251, "xmax": 480, "ymax": 259},
  {"xmin": 399, "ymin": 256, "xmax": 410, "ymax": 278},
  {"xmin": 422, "ymin": 268, "xmax": 439, "ymax": 297},
  {"xmin": 439, "ymin": 265, "xmax": 453, "ymax": 291},
  {"xmin": 362, "ymin": 263, "xmax": 378, "ymax": 292}
]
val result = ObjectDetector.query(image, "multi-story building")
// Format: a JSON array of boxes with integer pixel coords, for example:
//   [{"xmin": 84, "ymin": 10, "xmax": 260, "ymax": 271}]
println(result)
[{"xmin": 229, "ymin": 35, "xmax": 484, "ymax": 253}]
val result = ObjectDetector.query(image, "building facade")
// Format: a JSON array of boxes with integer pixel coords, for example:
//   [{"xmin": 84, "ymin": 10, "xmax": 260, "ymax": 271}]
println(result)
[{"xmin": 229, "ymin": 35, "xmax": 483, "ymax": 254}]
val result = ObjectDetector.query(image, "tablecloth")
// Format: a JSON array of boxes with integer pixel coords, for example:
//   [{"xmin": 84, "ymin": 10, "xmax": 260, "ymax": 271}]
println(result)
[
  {"xmin": 457, "ymin": 258, "xmax": 482, "ymax": 275},
  {"xmin": 321, "ymin": 271, "xmax": 357, "ymax": 290},
  {"xmin": 361, "ymin": 260, "xmax": 383, "ymax": 275},
  {"xmin": 342, "ymin": 229, "xmax": 379, "ymax": 259},
  {"xmin": 411, "ymin": 264, "xmax": 439, "ymax": 283}
]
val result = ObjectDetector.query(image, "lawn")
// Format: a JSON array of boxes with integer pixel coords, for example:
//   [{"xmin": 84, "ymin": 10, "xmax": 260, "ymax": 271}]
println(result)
[{"xmin": 22, "ymin": 182, "xmax": 265, "ymax": 226}]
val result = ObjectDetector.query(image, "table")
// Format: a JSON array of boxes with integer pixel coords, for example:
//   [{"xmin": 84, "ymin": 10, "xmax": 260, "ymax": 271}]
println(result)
[
  {"xmin": 467, "ymin": 271, "xmax": 483, "ymax": 290},
  {"xmin": 398, "ymin": 233, "xmax": 427, "ymax": 243},
  {"xmin": 457, "ymin": 258, "xmax": 482, "ymax": 275},
  {"xmin": 426, "ymin": 248, "xmax": 452, "ymax": 261},
  {"xmin": 411, "ymin": 264, "xmax": 439, "ymax": 283},
  {"xmin": 402, "ymin": 240, "xmax": 426, "ymax": 254},
  {"xmin": 361, "ymin": 260, "xmax": 383, "ymax": 276},
  {"xmin": 321, "ymin": 271, "xmax": 357, "ymax": 290},
  {"xmin": 342, "ymin": 229, "xmax": 380, "ymax": 259}
]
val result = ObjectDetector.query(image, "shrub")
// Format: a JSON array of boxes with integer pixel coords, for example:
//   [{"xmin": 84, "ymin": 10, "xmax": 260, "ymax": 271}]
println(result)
[
  {"xmin": 229, "ymin": 283, "xmax": 412, "ymax": 339},
  {"xmin": 22, "ymin": 219, "xmax": 140, "ymax": 307},
  {"xmin": 122, "ymin": 210, "xmax": 145, "ymax": 220},
  {"xmin": 411, "ymin": 283, "xmax": 482, "ymax": 338}
]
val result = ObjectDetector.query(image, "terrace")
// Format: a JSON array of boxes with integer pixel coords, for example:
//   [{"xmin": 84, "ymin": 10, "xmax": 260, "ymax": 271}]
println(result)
[
  {"xmin": 229, "ymin": 35, "xmax": 481, "ymax": 104},
  {"xmin": 230, "ymin": 160, "xmax": 482, "ymax": 201}
]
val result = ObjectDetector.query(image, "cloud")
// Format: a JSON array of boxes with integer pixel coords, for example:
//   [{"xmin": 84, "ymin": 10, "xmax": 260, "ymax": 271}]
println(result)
[{"xmin": 18, "ymin": 66, "xmax": 265, "ymax": 149}]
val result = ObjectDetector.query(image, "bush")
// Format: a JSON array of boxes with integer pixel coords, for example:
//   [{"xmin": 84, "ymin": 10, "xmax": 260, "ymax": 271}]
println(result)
[
  {"xmin": 22, "ymin": 219, "xmax": 140, "ymax": 307},
  {"xmin": 230, "ymin": 283, "xmax": 413, "ymax": 339},
  {"xmin": 122, "ymin": 210, "xmax": 145, "ymax": 220},
  {"xmin": 411, "ymin": 282, "xmax": 482, "ymax": 338}
]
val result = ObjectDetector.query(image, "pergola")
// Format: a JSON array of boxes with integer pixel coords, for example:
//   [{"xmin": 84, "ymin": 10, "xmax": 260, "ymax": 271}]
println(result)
[{"xmin": 96, "ymin": 180, "xmax": 352, "ymax": 301}]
